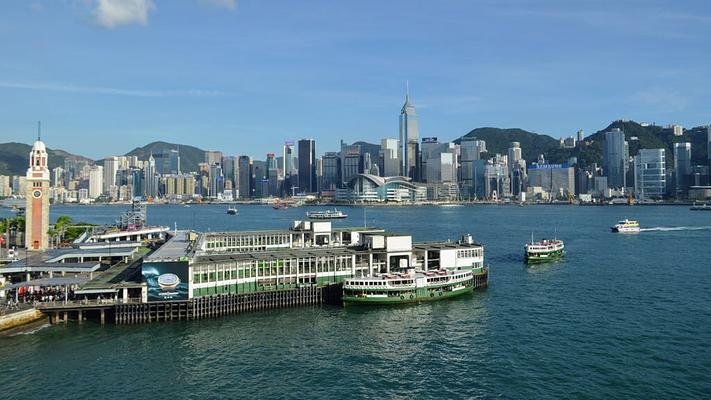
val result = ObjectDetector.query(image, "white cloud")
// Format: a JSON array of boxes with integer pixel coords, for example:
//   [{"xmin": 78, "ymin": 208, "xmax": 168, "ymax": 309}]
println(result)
[
  {"xmin": 93, "ymin": 0, "xmax": 155, "ymax": 28},
  {"xmin": 200, "ymin": 0, "xmax": 237, "ymax": 10},
  {"xmin": 629, "ymin": 88, "xmax": 688, "ymax": 113},
  {"xmin": 0, "ymin": 80, "xmax": 224, "ymax": 97},
  {"xmin": 30, "ymin": 2, "xmax": 45, "ymax": 13}
]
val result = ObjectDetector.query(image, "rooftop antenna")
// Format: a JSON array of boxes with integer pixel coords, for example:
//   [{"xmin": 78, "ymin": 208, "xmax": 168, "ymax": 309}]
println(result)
[{"xmin": 37, "ymin": 121, "xmax": 41, "ymax": 141}]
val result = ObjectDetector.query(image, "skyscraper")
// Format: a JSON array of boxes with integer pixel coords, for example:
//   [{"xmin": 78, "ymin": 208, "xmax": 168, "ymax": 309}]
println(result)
[
  {"xmin": 222, "ymin": 155, "xmax": 235, "ymax": 191},
  {"xmin": 88, "ymin": 165, "xmax": 104, "ymax": 199},
  {"xmin": 162, "ymin": 148, "xmax": 180, "ymax": 175},
  {"xmin": 577, "ymin": 129, "xmax": 585, "ymax": 142},
  {"xmin": 103, "ymin": 156, "xmax": 119, "ymax": 194},
  {"xmin": 507, "ymin": 142, "xmax": 522, "ymax": 175},
  {"xmin": 205, "ymin": 150, "xmax": 223, "ymax": 166},
  {"xmin": 379, "ymin": 138, "xmax": 399, "ymax": 177},
  {"xmin": 673, "ymin": 142, "xmax": 692, "ymax": 198},
  {"xmin": 143, "ymin": 154, "xmax": 158, "ymax": 199},
  {"xmin": 298, "ymin": 139, "xmax": 316, "ymax": 193},
  {"xmin": 399, "ymin": 84, "xmax": 419, "ymax": 180},
  {"xmin": 707, "ymin": 125, "xmax": 711, "ymax": 181},
  {"xmin": 283, "ymin": 141, "xmax": 296, "ymax": 194},
  {"xmin": 342, "ymin": 145, "xmax": 363, "ymax": 185},
  {"xmin": 266, "ymin": 153, "xmax": 279, "ymax": 196},
  {"xmin": 603, "ymin": 128, "xmax": 628, "ymax": 189},
  {"xmin": 320, "ymin": 152, "xmax": 341, "ymax": 191},
  {"xmin": 634, "ymin": 149, "xmax": 666, "ymax": 200},
  {"xmin": 208, "ymin": 164, "xmax": 224, "ymax": 198},
  {"xmin": 237, "ymin": 155, "xmax": 252, "ymax": 199}
]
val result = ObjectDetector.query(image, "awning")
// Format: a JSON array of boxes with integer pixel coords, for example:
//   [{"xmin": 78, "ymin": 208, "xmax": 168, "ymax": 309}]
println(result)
[
  {"xmin": 74, "ymin": 288, "xmax": 118, "ymax": 295},
  {"xmin": 3, "ymin": 277, "xmax": 89, "ymax": 290}
]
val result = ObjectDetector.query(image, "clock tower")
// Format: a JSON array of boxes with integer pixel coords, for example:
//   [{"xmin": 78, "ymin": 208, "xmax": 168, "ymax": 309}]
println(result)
[{"xmin": 25, "ymin": 134, "xmax": 50, "ymax": 250}]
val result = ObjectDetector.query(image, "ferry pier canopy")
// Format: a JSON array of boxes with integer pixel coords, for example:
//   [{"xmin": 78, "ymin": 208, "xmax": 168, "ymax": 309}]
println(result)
[{"xmin": 142, "ymin": 220, "xmax": 485, "ymax": 301}]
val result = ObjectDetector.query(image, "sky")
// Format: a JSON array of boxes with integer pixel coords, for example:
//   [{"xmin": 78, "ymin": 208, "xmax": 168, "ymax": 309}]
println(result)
[{"xmin": 1, "ymin": 0, "xmax": 710, "ymax": 160}]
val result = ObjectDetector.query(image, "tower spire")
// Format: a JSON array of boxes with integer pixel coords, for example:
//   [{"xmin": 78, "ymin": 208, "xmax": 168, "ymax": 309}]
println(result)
[
  {"xmin": 406, "ymin": 80, "xmax": 410, "ymax": 101},
  {"xmin": 37, "ymin": 120, "xmax": 41, "ymax": 141}
]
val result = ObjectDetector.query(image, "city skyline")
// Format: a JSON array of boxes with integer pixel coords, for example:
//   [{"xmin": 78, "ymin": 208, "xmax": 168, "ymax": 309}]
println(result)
[{"xmin": 2, "ymin": 0, "xmax": 711, "ymax": 159}]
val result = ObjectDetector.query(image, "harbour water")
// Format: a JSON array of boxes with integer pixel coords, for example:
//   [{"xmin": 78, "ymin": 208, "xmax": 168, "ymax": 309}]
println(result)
[{"xmin": 1, "ymin": 205, "xmax": 710, "ymax": 399}]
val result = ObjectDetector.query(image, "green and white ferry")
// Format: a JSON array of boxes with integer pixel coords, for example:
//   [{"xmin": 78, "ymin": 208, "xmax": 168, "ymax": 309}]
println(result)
[
  {"xmin": 342, "ymin": 234, "xmax": 488, "ymax": 305},
  {"xmin": 524, "ymin": 238, "xmax": 565, "ymax": 264}
]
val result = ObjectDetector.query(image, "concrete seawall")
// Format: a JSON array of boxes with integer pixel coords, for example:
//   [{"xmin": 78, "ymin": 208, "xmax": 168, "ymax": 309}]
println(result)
[{"xmin": 0, "ymin": 308, "xmax": 45, "ymax": 332}]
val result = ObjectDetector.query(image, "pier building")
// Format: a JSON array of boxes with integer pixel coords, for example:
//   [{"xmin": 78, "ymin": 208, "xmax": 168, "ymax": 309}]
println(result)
[
  {"xmin": 141, "ymin": 220, "xmax": 485, "ymax": 302},
  {"xmin": 4, "ymin": 220, "xmax": 487, "ymax": 326}
]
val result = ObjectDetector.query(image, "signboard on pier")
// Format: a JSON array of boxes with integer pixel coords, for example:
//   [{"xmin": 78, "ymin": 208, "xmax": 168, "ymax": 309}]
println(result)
[{"xmin": 143, "ymin": 261, "xmax": 189, "ymax": 302}]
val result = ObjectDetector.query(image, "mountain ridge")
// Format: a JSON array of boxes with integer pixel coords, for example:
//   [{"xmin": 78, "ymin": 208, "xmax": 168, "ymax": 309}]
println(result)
[{"xmin": 1, "ymin": 121, "xmax": 708, "ymax": 176}]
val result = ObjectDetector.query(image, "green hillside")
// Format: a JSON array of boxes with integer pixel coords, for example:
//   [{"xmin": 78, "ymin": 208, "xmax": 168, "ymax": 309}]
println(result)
[
  {"xmin": 0, "ymin": 142, "xmax": 93, "ymax": 176},
  {"xmin": 125, "ymin": 141, "xmax": 206, "ymax": 173},
  {"xmin": 545, "ymin": 120, "xmax": 709, "ymax": 168},
  {"xmin": 455, "ymin": 121, "xmax": 709, "ymax": 170},
  {"xmin": 455, "ymin": 127, "xmax": 560, "ymax": 162}
]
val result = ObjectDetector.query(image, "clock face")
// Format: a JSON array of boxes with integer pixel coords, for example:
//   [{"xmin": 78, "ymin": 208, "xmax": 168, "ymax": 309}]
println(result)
[{"xmin": 32, "ymin": 190, "xmax": 42, "ymax": 199}]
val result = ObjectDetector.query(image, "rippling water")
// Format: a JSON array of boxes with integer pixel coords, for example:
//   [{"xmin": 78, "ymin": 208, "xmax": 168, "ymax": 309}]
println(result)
[{"xmin": 1, "ymin": 204, "xmax": 710, "ymax": 399}]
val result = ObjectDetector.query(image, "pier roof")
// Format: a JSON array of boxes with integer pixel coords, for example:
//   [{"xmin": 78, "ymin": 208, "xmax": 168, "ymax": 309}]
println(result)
[
  {"xmin": 193, "ymin": 246, "xmax": 359, "ymax": 263},
  {"xmin": 412, "ymin": 241, "xmax": 483, "ymax": 251},
  {"xmin": 0, "ymin": 262, "xmax": 101, "ymax": 274},
  {"xmin": 145, "ymin": 230, "xmax": 192, "ymax": 262}
]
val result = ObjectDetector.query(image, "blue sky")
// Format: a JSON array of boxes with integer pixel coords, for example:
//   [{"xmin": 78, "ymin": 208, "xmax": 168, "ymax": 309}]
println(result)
[{"xmin": 1, "ymin": 0, "xmax": 710, "ymax": 160}]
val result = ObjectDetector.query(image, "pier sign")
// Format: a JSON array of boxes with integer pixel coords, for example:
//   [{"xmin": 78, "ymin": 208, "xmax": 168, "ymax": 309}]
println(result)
[{"xmin": 143, "ymin": 261, "xmax": 189, "ymax": 302}]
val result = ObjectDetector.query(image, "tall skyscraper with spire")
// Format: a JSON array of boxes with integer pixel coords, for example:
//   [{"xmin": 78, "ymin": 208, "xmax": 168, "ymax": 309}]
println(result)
[
  {"xmin": 399, "ymin": 82, "xmax": 420, "ymax": 180},
  {"xmin": 25, "ymin": 123, "xmax": 50, "ymax": 250}
]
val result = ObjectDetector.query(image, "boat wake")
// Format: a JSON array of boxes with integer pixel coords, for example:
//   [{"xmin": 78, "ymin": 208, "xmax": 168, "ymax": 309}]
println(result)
[
  {"xmin": 640, "ymin": 226, "xmax": 711, "ymax": 232},
  {"xmin": 1, "ymin": 322, "xmax": 51, "ymax": 337}
]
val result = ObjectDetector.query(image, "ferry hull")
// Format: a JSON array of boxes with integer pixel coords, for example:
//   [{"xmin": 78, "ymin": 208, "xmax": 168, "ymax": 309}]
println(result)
[
  {"xmin": 525, "ymin": 250, "xmax": 564, "ymax": 264},
  {"xmin": 343, "ymin": 284, "xmax": 475, "ymax": 305}
]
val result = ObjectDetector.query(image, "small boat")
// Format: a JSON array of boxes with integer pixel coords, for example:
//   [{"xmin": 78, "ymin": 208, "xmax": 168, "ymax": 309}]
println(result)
[
  {"xmin": 438, "ymin": 202, "xmax": 462, "ymax": 208},
  {"xmin": 273, "ymin": 201, "xmax": 288, "ymax": 210},
  {"xmin": 524, "ymin": 237, "xmax": 565, "ymax": 264},
  {"xmin": 611, "ymin": 219, "xmax": 640, "ymax": 233},
  {"xmin": 306, "ymin": 208, "xmax": 348, "ymax": 219},
  {"xmin": 226, "ymin": 206, "xmax": 238, "ymax": 215},
  {"xmin": 690, "ymin": 202, "xmax": 711, "ymax": 211}
]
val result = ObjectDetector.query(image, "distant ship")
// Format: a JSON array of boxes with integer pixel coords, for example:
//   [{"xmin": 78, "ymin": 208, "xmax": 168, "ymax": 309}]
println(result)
[
  {"xmin": 306, "ymin": 208, "xmax": 347, "ymax": 219},
  {"xmin": 611, "ymin": 219, "xmax": 640, "ymax": 233},
  {"xmin": 524, "ymin": 238, "xmax": 565, "ymax": 264},
  {"xmin": 690, "ymin": 202, "xmax": 711, "ymax": 211},
  {"xmin": 438, "ymin": 202, "xmax": 463, "ymax": 208},
  {"xmin": 226, "ymin": 206, "xmax": 238, "ymax": 215}
]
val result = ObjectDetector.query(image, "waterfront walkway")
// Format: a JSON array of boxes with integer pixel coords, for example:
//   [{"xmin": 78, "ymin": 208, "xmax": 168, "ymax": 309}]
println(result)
[{"xmin": 36, "ymin": 297, "xmax": 142, "ymax": 310}]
